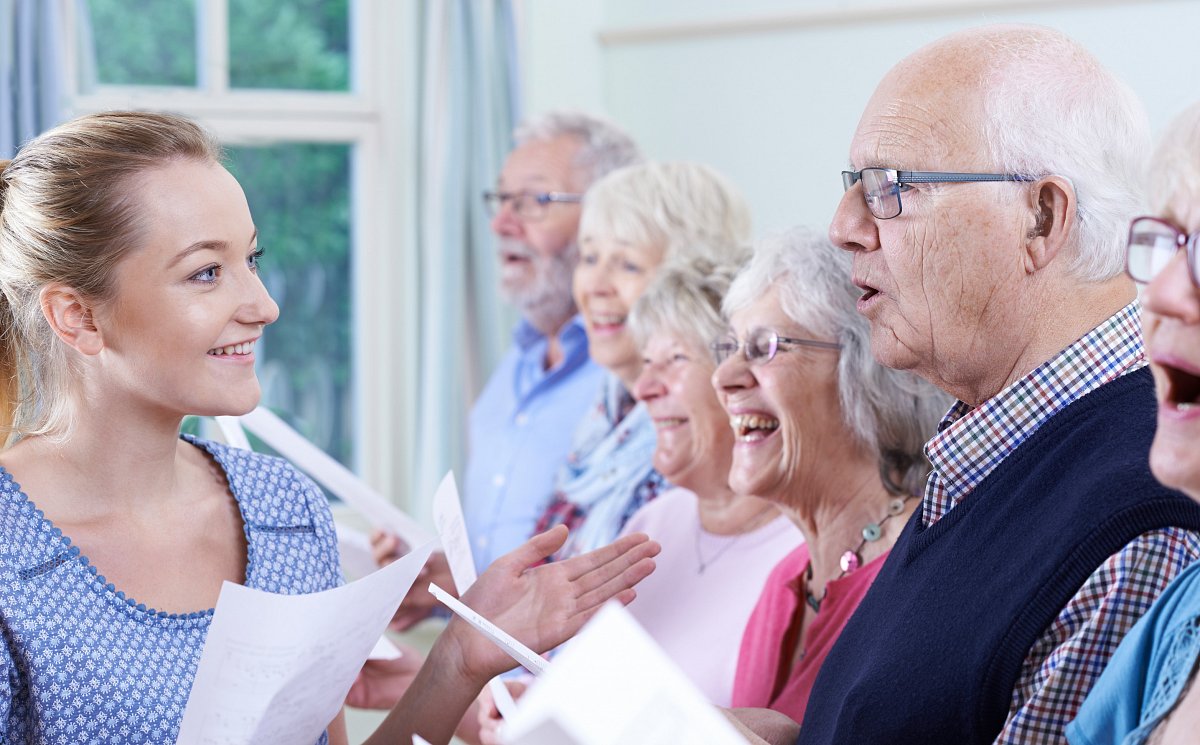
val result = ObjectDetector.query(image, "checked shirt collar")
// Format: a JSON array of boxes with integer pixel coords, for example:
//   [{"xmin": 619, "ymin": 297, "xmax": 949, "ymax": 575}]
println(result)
[{"xmin": 922, "ymin": 301, "xmax": 1145, "ymax": 528}]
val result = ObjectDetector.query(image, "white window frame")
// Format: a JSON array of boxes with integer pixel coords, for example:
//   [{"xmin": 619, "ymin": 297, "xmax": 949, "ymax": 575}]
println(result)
[{"xmin": 58, "ymin": 0, "xmax": 418, "ymax": 506}]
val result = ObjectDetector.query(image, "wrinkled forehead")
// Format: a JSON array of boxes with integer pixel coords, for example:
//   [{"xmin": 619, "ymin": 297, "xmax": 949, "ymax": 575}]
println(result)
[{"xmin": 849, "ymin": 53, "xmax": 991, "ymax": 172}]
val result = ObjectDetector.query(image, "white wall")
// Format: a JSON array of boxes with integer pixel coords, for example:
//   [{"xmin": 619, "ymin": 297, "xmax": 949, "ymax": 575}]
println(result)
[{"xmin": 521, "ymin": 0, "xmax": 1200, "ymax": 237}]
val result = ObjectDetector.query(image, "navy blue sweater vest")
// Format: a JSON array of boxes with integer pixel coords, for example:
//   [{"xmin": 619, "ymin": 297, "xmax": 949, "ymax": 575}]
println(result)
[{"xmin": 796, "ymin": 368, "xmax": 1200, "ymax": 745}]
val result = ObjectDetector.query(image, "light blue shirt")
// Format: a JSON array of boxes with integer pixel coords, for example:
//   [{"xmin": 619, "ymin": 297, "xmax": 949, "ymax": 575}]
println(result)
[
  {"xmin": 463, "ymin": 315, "xmax": 604, "ymax": 572},
  {"xmin": 0, "ymin": 436, "xmax": 342, "ymax": 744}
]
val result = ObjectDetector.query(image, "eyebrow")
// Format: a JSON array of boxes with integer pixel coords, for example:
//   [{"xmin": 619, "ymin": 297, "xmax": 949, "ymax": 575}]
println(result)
[{"xmin": 168, "ymin": 230, "xmax": 258, "ymax": 268}]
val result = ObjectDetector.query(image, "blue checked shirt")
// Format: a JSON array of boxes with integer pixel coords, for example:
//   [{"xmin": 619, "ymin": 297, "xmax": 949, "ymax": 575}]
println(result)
[{"xmin": 922, "ymin": 302, "xmax": 1200, "ymax": 745}]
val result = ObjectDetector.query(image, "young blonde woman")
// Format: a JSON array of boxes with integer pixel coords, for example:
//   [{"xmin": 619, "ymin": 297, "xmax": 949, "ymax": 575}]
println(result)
[{"xmin": 0, "ymin": 111, "xmax": 657, "ymax": 745}]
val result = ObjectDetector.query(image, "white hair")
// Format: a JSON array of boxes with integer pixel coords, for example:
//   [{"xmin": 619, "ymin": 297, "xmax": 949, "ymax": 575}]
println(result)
[
  {"xmin": 724, "ymin": 226, "xmax": 951, "ymax": 496},
  {"xmin": 629, "ymin": 257, "xmax": 743, "ymax": 355},
  {"xmin": 1148, "ymin": 101, "xmax": 1200, "ymax": 215},
  {"xmin": 975, "ymin": 25, "xmax": 1152, "ymax": 281},
  {"xmin": 579, "ymin": 161, "xmax": 753, "ymax": 269},
  {"xmin": 513, "ymin": 110, "xmax": 643, "ymax": 187}
]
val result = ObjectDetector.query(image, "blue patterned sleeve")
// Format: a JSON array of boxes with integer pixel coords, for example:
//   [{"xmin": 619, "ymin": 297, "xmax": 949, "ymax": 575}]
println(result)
[{"xmin": 294, "ymin": 469, "xmax": 344, "ymax": 591}]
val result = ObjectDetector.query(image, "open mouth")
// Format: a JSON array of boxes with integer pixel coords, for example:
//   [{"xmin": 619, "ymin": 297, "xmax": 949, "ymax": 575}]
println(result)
[
  {"xmin": 208, "ymin": 341, "xmax": 257, "ymax": 357},
  {"xmin": 590, "ymin": 313, "xmax": 627, "ymax": 333},
  {"xmin": 730, "ymin": 413, "xmax": 780, "ymax": 442},
  {"xmin": 1160, "ymin": 360, "xmax": 1200, "ymax": 412},
  {"xmin": 654, "ymin": 417, "xmax": 687, "ymax": 430}
]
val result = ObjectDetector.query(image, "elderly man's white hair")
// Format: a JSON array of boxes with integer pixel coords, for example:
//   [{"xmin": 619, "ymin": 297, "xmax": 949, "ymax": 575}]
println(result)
[
  {"xmin": 971, "ymin": 24, "xmax": 1152, "ymax": 281},
  {"xmin": 513, "ymin": 110, "xmax": 644, "ymax": 187}
]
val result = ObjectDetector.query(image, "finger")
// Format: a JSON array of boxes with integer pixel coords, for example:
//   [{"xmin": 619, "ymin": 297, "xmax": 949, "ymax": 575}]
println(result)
[
  {"xmin": 573, "ymin": 556, "xmax": 656, "ymax": 612},
  {"xmin": 562, "ymin": 537, "xmax": 660, "ymax": 596},
  {"xmin": 559, "ymin": 532, "xmax": 654, "ymax": 582},
  {"xmin": 493, "ymin": 525, "xmax": 569, "ymax": 572}
]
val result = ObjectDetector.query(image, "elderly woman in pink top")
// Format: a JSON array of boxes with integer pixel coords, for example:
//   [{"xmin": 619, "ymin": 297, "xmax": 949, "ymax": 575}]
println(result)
[
  {"xmin": 618, "ymin": 258, "xmax": 804, "ymax": 707},
  {"xmin": 713, "ymin": 226, "xmax": 947, "ymax": 732}
]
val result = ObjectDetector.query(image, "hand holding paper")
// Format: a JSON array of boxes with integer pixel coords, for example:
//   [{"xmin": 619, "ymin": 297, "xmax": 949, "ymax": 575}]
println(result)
[{"xmin": 434, "ymin": 525, "xmax": 660, "ymax": 685}]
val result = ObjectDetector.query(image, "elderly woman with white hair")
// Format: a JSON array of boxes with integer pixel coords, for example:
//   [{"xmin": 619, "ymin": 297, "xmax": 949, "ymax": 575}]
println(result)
[
  {"xmin": 1067, "ymin": 102, "xmax": 1200, "ymax": 745},
  {"xmin": 610, "ymin": 260, "xmax": 805, "ymax": 706},
  {"xmin": 532, "ymin": 160, "xmax": 752, "ymax": 560},
  {"xmin": 712, "ymin": 226, "xmax": 949, "ymax": 727}
]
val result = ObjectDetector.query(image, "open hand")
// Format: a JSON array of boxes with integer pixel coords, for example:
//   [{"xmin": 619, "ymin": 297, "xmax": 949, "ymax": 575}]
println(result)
[{"xmin": 441, "ymin": 526, "xmax": 659, "ymax": 684}]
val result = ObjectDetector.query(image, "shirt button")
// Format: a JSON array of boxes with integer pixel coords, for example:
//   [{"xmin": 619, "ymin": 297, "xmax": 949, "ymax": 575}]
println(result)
[
  {"xmin": 492, "ymin": 474, "xmax": 506, "ymax": 487},
  {"xmin": 515, "ymin": 413, "xmax": 529, "ymax": 426}
]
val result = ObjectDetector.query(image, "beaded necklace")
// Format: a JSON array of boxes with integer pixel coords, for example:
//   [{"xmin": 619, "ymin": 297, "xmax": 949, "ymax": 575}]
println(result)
[{"xmin": 804, "ymin": 494, "xmax": 914, "ymax": 613}]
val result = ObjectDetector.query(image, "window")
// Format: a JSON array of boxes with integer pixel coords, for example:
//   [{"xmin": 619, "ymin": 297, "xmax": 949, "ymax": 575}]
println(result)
[{"xmin": 64, "ymin": 0, "xmax": 416, "ymax": 499}]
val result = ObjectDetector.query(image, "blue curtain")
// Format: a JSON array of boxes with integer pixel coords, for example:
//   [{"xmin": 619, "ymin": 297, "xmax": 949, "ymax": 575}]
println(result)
[
  {"xmin": 407, "ymin": 0, "xmax": 522, "ymax": 507},
  {"xmin": 0, "ymin": 0, "xmax": 65, "ymax": 158}
]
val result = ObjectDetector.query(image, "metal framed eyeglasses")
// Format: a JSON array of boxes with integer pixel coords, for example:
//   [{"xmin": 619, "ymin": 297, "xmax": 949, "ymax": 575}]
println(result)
[
  {"xmin": 481, "ymin": 190, "xmax": 583, "ymax": 221},
  {"xmin": 1126, "ymin": 216, "xmax": 1200, "ymax": 288},
  {"xmin": 841, "ymin": 168, "xmax": 1035, "ymax": 220},
  {"xmin": 711, "ymin": 328, "xmax": 841, "ymax": 365}
]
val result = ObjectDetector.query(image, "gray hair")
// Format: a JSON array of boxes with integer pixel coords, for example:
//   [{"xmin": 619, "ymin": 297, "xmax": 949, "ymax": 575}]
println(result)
[
  {"xmin": 629, "ymin": 257, "xmax": 744, "ymax": 355},
  {"xmin": 723, "ymin": 226, "xmax": 951, "ymax": 496},
  {"xmin": 513, "ymin": 110, "xmax": 643, "ymax": 187},
  {"xmin": 975, "ymin": 25, "xmax": 1151, "ymax": 281},
  {"xmin": 579, "ymin": 161, "xmax": 753, "ymax": 269},
  {"xmin": 1148, "ymin": 101, "xmax": 1200, "ymax": 215}
]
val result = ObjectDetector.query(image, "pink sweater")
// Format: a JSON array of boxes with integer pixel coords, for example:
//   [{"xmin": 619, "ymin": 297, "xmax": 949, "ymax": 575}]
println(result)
[{"xmin": 732, "ymin": 544, "xmax": 888, "ymax": 725}]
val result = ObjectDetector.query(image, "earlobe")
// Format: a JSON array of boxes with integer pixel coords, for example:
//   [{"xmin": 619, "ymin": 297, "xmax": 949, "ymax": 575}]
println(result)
[
  {"xmin": 1024, "ymin": 176, "xmax": 1076, "ymax": 274},
  {"xmin": 39, "ymin": 284, "xmax": 104, "ymax": 356}
]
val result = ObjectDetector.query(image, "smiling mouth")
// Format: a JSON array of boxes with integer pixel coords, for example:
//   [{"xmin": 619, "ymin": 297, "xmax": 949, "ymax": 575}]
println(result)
[
  {"xmin": 730, "ymin": 413, "xmax": 780, "ymax": 442},
  {"xmin": 590, "ymin": 313, "xmax": 627, "ymax": 330},
  {"xmin": 208, "ymin": 341, "xmax": 257, "ymax": 357},
  {"xmin": 1161, "ymin": 361, "xmax": 1200, "ymax": 412}
]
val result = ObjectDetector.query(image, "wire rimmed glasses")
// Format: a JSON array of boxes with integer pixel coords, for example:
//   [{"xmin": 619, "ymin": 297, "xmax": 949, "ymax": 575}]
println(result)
[
  {"xmin": 1126, "ymin": 216, "xmax": 1200, "ymax": 288},
  {"xmin": 841, "ymin": 168, "xmax": 1035, "ymax": 220},
  {"xmin": 711, "ymin": 328, "xmax": 841, "ymax": 365},
  {"xmin": 481, "ymin": 190, "xmax": 583, "ymax": 221}
]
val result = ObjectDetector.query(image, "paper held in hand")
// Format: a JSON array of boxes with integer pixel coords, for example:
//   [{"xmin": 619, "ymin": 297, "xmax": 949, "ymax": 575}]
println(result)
[
  {"xmin": 430, "ymin": 472, "xmax": 524, "ymax": 718},
  {"xmin": 175, "ymin": 541, "xmax": 436, "ymax": 745},
  {"xmin": 216, "ymin": 409, "xmax": 432, "ymax": 549},
  {"xmin": 501, "ymin": 603, "xmax": 747, "ymax": 745}
]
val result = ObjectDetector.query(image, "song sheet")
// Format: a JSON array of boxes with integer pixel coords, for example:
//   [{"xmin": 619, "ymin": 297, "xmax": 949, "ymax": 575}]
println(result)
[
  {"xmin": 175, "ymin": 541, "xmax": 435, "ymax": 744},
  {"xmin": 501, "ymin": 603, "xmax": 745, "ymax": 745}
]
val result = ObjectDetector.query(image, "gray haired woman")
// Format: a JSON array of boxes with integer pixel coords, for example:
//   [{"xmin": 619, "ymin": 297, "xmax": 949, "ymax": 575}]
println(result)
[
  {"xmin": 616, "ymin": 258, "xmax": 803, "ymax": 707},
  {"xmin": 714, "ymin": 226, "xmax": 949, "ymax": 730}
]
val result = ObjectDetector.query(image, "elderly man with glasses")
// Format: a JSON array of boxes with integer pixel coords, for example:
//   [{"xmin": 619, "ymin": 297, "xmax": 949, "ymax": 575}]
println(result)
[
  {"xmin": 778, "ymin": 24, "xmax": 1200, "ymax": 745},
  {"xmin": 373, "ymin": 112, "xmax": 643, "ymax": 633}
]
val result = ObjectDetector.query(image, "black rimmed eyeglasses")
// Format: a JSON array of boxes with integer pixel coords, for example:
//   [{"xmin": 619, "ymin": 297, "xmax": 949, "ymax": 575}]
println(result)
[
  {"xmin": 841, "ymin": 168, "xmax": 1035, "ymax": 220},
  {"xmin": 1126, "ymin": 216, "xmax": 1200, "ymax": 288},
  {"xmin": 711, "ymin": 328, "xmax": 841, "ymax": 366},
  {"xmin": 481, "ymin": 190, "xmax": 583, "ymax": 221}
]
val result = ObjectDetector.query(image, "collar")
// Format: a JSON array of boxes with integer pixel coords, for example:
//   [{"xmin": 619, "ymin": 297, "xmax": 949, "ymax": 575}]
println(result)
[
  {"xmin": 922, "ymin": 301, "xmax": 1145, "ymax": 526},
  {"xmin": 512, "ymin": 314, "xmax": 587, "ymax": 352}
]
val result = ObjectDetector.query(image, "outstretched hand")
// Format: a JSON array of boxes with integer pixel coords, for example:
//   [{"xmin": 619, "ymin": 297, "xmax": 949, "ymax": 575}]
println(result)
[{"xmin": 442, "ymin": 525, "xmax": 659, "ymax": 685}]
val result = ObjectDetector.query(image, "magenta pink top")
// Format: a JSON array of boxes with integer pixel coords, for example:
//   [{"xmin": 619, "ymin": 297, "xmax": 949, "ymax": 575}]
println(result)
[{"xmin": 731, "ymin": 544, "xmax": 889, "ymax": 725}]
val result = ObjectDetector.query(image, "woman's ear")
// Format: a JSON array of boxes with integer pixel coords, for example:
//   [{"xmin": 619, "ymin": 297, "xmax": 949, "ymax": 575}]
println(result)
[
  {"xmin": 39, "ymin": 283, "xmax": 103, "ymax": 356},
  {"xmin": 1024, "ymin": 175, "xmax": 1077, "ymax": 274}
]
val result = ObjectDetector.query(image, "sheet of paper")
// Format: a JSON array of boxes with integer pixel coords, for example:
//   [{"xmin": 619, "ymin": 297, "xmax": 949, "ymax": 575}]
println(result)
[
  {"xmin": 213, "ymin": 415, "xmax": 253, "ymax": 451},
  {"xmin": 238, "ymin": 406, "xmax": 431, "ymax": 548},
  {"xmin": 429, "ymin": 471, "xmax": 518, "ymax": 718},
  {"xmin": 501, "ymin": 603, "xmax": 746, "ymax": 745},
  {"xmin": 175, "ymin": 541, "xmax": 436, "ymax": 745},
  {"xmin": 428, "ymin": 583, "xmax": 547, "ymax": 676},
  {"xmin": 431, "ymin": 471, "xmax": 477, "ymax": 589}
]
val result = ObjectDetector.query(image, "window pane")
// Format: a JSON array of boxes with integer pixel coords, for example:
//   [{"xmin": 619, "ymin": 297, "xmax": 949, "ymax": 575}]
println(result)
[
  {"xmin": 83, "ymin": 0, "xmax": 197, "ymax": 87},
  {"xmin": 224, "ymin": 143, "xmax": 355, "ymax": 468},
  {"xmin": 229, "ymin": 0, "xmax": 350, "ymax": 91}
]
